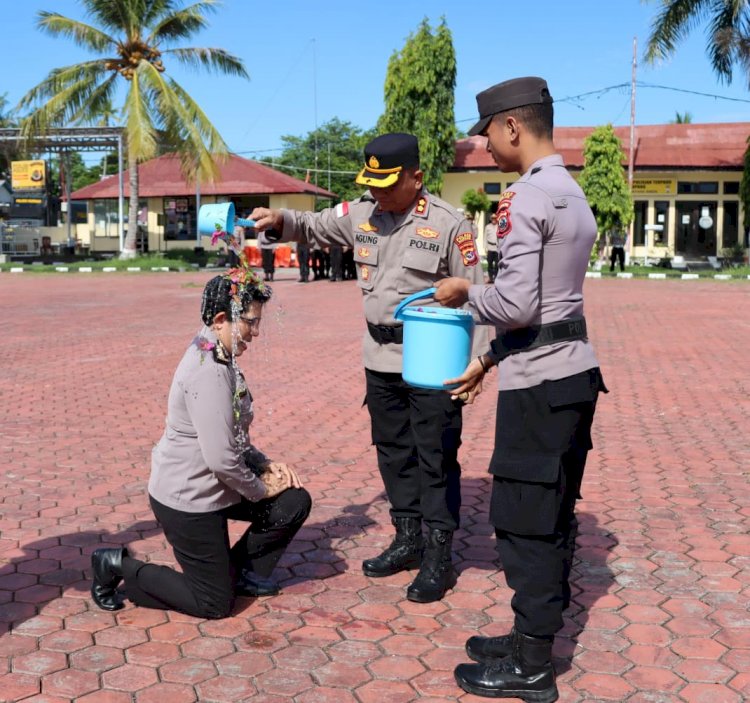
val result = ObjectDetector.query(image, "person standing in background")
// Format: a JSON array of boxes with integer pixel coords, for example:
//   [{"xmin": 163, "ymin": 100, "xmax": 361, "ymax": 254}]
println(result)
[{"xmin": 484, "ymin": 212, "xmax": 499, "ymax": 283}]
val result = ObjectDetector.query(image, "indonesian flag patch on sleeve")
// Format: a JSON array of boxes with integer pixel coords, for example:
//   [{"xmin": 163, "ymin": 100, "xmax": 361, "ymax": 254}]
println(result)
[
  {"xmin": 454, "ymin": 231, "xmax": 478, "ymax": 266},
  {"xmin": 335, "ymin": 202, "xmax": 349, "ymax": 218}
]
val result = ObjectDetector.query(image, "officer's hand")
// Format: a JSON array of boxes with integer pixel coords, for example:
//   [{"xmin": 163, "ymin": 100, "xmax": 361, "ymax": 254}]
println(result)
[
  {"xmin": 249, "ymin": 207, "xmax": 284, "ymax": 233},
  {"xmin": 444, "ymin": 357, "xmax": 485, "ymax": 404},
  {"xmin": 434, "ymin": 277, "xmax": 471, "ymax": 307},
  {"xmin": 265, "ymin": 461, "xmax": 304, "ymax": 490}
]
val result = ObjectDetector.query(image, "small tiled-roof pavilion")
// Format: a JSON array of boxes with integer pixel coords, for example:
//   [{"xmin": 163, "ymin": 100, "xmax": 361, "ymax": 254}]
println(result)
[{"xmin": 71, "ymin": 153, "xmax": 336, "ymax": 254}]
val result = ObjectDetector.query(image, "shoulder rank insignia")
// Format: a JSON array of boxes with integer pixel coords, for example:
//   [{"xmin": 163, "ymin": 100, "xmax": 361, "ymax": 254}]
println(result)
[
  {"xmin": 357, "ymin": 247, "xmax": 371, "ymax": 258},
  {"xmin": 454, "ymin": 231, "xmax": 478, "ymax": 267},
  {"xmin": 358, "ymin": 222, "xmax": 379, "ymax": 232},
  {"xmin": 496, "ymin": 192, "xmax": 515, "ymax": 238},
  {"xmin": 413, "ymin": 196, "xmax": 428, "ymax": 217},
  {"xmin": 416, "ymin": 227, "xmax": 439, "ymax": 239},
  {"xmin": 361, "ymin": 265, "xmax": 370, "ymax": 281}
]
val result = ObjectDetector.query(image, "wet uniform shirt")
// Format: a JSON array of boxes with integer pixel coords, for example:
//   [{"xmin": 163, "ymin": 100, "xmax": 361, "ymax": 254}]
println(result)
[
  {"xmin": 149, "ymin": 326, "xmax": 269, "ymax": 512},
  {"xmin": 467, "ymin": 154, "xmax": 600, "ymax": 391},
  {"xmin": 281, "ymin": 190, "xmax": 486, "ymax": 373}
]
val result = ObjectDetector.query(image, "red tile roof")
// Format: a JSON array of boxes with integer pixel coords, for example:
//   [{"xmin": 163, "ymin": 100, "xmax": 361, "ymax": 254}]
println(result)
[
  {"xmin": 71, "ymin": 153, "xmax": 336, "ymax": 200},
  {"xmin": 453, "ymin": 122, "xmax": 750, "ymax": 171}
]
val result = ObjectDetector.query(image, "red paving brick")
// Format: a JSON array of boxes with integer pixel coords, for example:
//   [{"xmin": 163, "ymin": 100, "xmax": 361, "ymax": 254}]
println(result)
[{"xmin": 1, "ymin": 271, "xmax": 749, "ymax": 701}]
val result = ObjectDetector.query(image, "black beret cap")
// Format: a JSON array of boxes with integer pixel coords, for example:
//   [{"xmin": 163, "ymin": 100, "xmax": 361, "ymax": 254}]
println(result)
[
  {"xmin": 468, "ymin": 77, "xmax": 553, "ymax": 137},
  {"xmin": 355, "ymin": 132, "xmax": 420, "ymax": 188}
]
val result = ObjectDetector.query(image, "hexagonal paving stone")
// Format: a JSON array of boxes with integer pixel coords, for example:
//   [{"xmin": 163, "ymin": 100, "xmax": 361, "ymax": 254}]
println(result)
[
  {"xmin": 368, "ymin": 655, "xmax": 425, "ymax": 681},
  {"xmin": 12, "ymin": 649, "xmax": 68, "ymax": 676},
  {"xmin": 196, "ymin": 674, "xmax": 260, "ymax": 701},
  {"xmin": 135, "ymin": 682, "xmax": 197, "ymax": 703},
  {"xmin": 255, "ymin": 668, "xmax": 315, "ymax": 697},
  {"xmin": 69, "ymin": 644, "xmax": 126, "ymax": 673},
  {"xmin": 126, "ymin": 640, "xmax": 181, "ymax": 667},
  {"xmin": 159, "ymin": 657, "xmax": 218, "ymax": 685},
  {"xmin": 216, "ymin": 650, "xmax": 273, "ymax": 678},
  {"xmin": 40, "ymin": 629, "xmax": 94, "ymax": 653},
  {"xmin": 43, "ymin": 668, "xmax": 100, "ymax": 698},
  {"xmin": 0, "ymin": 672, "xmax": 41, "ymax": 700},
  {"xmin": 101, "ymin": 663, "xmax": 159, "ymax": 692}
]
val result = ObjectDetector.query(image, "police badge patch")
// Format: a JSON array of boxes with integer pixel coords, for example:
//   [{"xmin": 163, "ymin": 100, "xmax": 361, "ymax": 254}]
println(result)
[
  {"xmin": 496, "ymin": 191, "xmax": 515, "ymax": 238},
  {"xmin": 454, "ymin": 231, "xmax": 478, "ymax": 266}
]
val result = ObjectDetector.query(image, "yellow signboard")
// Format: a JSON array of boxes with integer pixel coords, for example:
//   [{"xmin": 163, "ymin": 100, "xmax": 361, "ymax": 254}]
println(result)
[
  {"xmin": 632, "ymin": 178, "xmax": 677, "ymax": 195},
  {"xmin": 11, "ymin": 160, "xmax": 47, "ymax": 191}
]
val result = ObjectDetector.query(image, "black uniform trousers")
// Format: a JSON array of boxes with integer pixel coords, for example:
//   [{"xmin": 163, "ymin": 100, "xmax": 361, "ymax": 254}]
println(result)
[
  {"xmin": 610, "ymin": 246, "xmax": 625, "ymax": 272},
  {"xmin": 261, "ymin": 248, "xmax": 275, "ymax": 278},
  {"xmin": 121, "ymin": 489, "xmax": 311, "ymax": 619},
  {"xmin": 486, "ymin": 250, "xmax": 499, "ymax": 282},
  {"xmin": 329, "ymin": 244, "xmax": 343, "ymax": 281},
  {"xmin": 297, "ymin": 243, "xmax": 311, "ymax": 281},
  {"xmin": 365, "ymin": 369, "xmax": 462, "ymax": 531},
  {"xmin": 489, "ymin": 368, "xmax": 605, "ymax": 637}
]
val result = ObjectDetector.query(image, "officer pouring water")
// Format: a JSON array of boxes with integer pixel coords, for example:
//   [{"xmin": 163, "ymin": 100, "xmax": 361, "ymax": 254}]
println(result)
[{"xmin": 250, "ymin": 133, "xmax": 485, "ymax": 602}]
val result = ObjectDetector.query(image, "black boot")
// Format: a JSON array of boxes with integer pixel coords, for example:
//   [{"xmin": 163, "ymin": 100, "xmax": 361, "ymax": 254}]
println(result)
[
  {"xmin": 454, "ymin": 630, "xmax": 558, "ymax": 702},
  {"xmin": 91, "ymin": 547, "xmax": 128, "ymax": 611},
  {"xmin": 362, "ymin": 517, "xmax": 422, "ymax": 577},
  {"xmin": 235, "ymin": 569, "xmax": 280, "ymax": 597},
  {"xmin": 406, "ymin": 528, "xmax": 456, "ymax": 603},
  {"xmin": 466, "ymin": 628, "xmax": 515, "ymax": 664}
]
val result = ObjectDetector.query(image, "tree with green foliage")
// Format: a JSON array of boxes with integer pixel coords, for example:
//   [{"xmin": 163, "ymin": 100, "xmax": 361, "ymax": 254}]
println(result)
[
  {"xmin": 740, "ymin": 136, "xmax": 750, "ymax": 240},
  {"xmin": 268, "ymin": 119, "xmax": 375, "ymax": 209},
  {"xmin": 377, "ymin": 17, "xmax": 457, "ymax": 195},
  {"xmin": 0, "ymin": 93, "xmax": 19, "ymax": 180},
  {"xmin": 18, "ymin": 0, "xmax": 247, "ymax": 257},
  {"xmin": 460, "ymin": 188, "xmax": 491, "ymax": 220},
  {"xmin": 645, "ymin": 0, "xmax": 750, "ymax": 87},
  {"xmin": 672, "ymin": 111, "xmax": 693, "ymax": 123},
  {"xmin": 578, "ymin": 125, "xmax": 634, "ymax": 244}
]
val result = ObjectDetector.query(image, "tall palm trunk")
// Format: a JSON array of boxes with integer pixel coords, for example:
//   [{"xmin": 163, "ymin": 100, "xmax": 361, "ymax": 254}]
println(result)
[{"xmin": 121, "ymin": 152, "xmax": 139, "ymax": 258}]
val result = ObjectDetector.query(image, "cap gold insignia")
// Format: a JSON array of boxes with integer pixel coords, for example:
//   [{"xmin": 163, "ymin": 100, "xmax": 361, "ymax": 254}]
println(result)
[{"xmin": 368, "ymin": 155, "xmax": 380, "ymax": 169}]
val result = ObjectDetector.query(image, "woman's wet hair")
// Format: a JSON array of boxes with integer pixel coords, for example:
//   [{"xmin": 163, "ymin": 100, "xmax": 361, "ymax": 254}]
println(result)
[{"xmin": 201, "ymin": 273, "xmax": 273, "ymax": 325}]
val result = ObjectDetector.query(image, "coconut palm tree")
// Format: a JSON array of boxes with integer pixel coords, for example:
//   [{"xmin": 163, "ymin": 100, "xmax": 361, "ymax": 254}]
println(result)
[
  {"xmin": 645, "ymin": 0, "xmax": 750, "ymax": 88},
  {"xmin": 18, "ymin": 0, "xmax": 248, "ymax": 257}
]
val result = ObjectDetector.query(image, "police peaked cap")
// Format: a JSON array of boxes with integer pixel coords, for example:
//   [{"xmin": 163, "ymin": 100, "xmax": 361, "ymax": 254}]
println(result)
[
  {"xmin": 355, "ymin": 133, "xmax": 420, "ymax": 188},
  {"xmin": 468, "ymin": 77, "xmax": 553, "ymax": 137}
]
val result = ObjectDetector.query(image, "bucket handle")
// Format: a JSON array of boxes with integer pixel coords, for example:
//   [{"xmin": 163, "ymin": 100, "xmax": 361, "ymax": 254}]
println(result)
[
  {"xmin": 394, "ymin": 287, "xmax": 437, "ymax": 321},
  {"xmin": 235, "ymin": 217, "xmax": 256, "ymax": 228}
]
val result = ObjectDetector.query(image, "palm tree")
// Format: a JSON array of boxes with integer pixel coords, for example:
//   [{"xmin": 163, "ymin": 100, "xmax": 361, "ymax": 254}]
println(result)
[
  {"xmin": 18, "ymin": 0, "xmax": 248, "ymax": 257},
  {"xmin": 645, "ymin": 0, "xmax": 750, "ymax": 88},
  {"xmin": 672, "ymin": 111, "xmax": 693, "ymax": 123}
]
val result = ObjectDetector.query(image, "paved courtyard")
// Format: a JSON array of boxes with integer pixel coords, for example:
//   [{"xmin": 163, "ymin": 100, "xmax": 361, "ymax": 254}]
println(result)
[{"xmin": 1, "ymin": 270, "xmax": 749, "ymax": 703}]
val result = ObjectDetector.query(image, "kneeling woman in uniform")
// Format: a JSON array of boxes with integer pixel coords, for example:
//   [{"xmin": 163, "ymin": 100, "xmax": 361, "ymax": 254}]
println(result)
[{"xmin": 90, "ymin": 269, "xmax": 311, "ymax": 618}]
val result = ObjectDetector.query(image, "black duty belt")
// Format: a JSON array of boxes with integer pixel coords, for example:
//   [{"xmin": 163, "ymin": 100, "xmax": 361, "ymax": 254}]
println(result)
[
  {"xmin": 490, "ymin": 317, "xmax": 587, "ymax": 361},
  {"xmin": 367, "ymin": 322, "xmax": 404, "ymax": 345}
]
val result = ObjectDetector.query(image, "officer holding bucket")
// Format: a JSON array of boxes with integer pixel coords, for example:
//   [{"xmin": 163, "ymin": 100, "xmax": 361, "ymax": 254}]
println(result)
[
  {"xmin": 435, "ymin": 77, "xmax": 607, "ymax": 702},
  {"xmin": 250, "ymin": 133, "xmax": 485, "ymax": 602}
]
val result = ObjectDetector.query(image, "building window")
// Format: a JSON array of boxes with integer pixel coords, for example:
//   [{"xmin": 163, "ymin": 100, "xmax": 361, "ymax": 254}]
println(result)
[
  {"xmin": 633, "ymin": 201, "xmax": 648, "ymax": 246},
  {"xmin": 654, "ymin": 201, "xmax": 669, "ymax": 245},
  {"xmin": 677, "ymin": 181, "xmax": 718, "ymax": 194},
  {"xmin": 483, "ymin": 183, "xmax": 502, "ymax": 195},
  {"xmin": 163, "ymin": 197, "xmax": 195, "ymax": 240},
  {"xmin": 722, "ymin": 201, "xmax": 739, "ymax": 249},
  {"xmin": 723, "ymin": 181, "xmax": 740, "ymax": 195}
]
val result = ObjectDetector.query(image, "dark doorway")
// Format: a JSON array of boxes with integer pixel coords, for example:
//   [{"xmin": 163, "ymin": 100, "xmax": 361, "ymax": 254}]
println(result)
[{"xmin": 675, "ymin": 201, "xmax": 717, "ymax": 257}]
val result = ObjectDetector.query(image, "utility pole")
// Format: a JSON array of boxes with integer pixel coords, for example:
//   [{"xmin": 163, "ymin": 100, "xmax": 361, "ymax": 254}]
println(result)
[
  {"xmin": 628, "ymin": 36, "xmax": 639, "ymax": 264},
  {"xmin": 312, "ymin": 39, "xmax": 319, "ymax": 206},
  {"xmin": 628, "ymin": 36, "xmax": 637, "ymax": 192}
]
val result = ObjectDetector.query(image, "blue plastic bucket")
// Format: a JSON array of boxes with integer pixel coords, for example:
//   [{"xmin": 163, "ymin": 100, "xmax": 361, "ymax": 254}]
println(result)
[
  {"xmin": 394, "ymin": 287, "xmax": 474, "ymax": 390},
  {"xmin": 198, "ymin": 202, "xmax": 236, "ymax": 235}
]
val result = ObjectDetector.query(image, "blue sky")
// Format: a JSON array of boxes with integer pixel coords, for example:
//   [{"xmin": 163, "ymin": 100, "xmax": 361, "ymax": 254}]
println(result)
[{"xmin": 4, "ymin": 0, "xmax": 750, "ymax": 164}]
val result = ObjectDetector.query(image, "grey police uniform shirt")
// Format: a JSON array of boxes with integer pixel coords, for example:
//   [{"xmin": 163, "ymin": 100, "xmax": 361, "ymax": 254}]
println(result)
[
  {"xmin": 484, "ymin": 222, "xmax": 498, "ymax": 248},
  {"xmin": 467, "ymin": 154, "xmax": 600, "ymax": 391},
  {"xmin": 281, "ymin": 189, "xmax": 487, "ymax": 373},
  {"xmin": 149, "ymin": 326, "xmax": 269, "ymax": 512}
]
